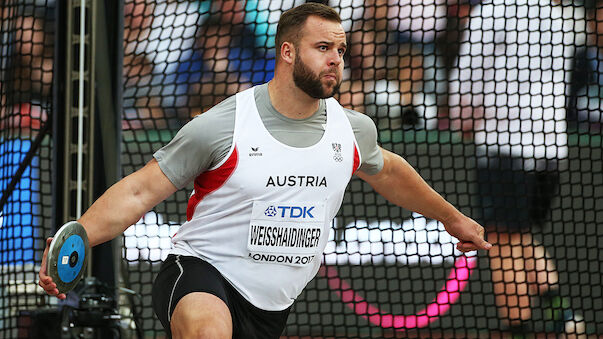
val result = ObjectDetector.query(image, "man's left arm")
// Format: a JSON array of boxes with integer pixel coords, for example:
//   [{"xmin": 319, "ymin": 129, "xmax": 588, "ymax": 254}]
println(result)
[{"xmin": 356, "ymin": 147, "xmax": 492, "ymax": 253}]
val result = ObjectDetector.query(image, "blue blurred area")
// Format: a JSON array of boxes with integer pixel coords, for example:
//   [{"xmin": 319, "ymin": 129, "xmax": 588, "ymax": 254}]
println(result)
[
  {"xmin": 228, "ymin": 46, "xmax": 275, "ymax": 85},
  {"xmin": 174, "ymin": 31, "xmax": 274, "ymax": 91},
  {"xmin": 172, "ymin": 0, "xmax": 276, "ymax": 97},
  {"xmin": 0, "ymin": 139, "xmax": 39, "ymax": 265}
]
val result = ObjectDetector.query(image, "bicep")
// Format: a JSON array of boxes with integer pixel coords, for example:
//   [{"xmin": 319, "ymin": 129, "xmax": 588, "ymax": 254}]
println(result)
[
  {"xmin": 78, "ymin": 158, "xmax": 179, "ymax": 246},
  {"xmin": 127, "ymin": 159, "xmax": 179, "ymax": 208},
  {"xmin": 355, "ymin": 147, "xmax": 397, "ymax": 188},
  {"xmin": 346, "ymin": 108, "xmax": 384, "ymax": 175}
]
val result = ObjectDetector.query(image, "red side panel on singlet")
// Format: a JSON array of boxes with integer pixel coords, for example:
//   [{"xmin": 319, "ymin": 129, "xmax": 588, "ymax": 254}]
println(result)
[
  {"xmin": 186, "ymin": 147, "xmax": 239, "ymax": 221},
  {"xmin": 352, "ymin": 144, "xmax": 360, "ymax": 175}
]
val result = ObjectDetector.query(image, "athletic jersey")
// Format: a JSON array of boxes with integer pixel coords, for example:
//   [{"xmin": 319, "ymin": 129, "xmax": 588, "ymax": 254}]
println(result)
[
  {"xmin": 168, "ymin": 87, "xmax": 361, "ymax": 310},
  {"xmin": 154, "ymin": 83, "xmax": 383, "ymax": 190}
]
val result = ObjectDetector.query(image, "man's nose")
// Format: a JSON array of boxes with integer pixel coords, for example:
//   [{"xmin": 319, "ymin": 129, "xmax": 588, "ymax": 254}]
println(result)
[{"xmin": 328, "ymin": 51, "xmax": 341, "ymax": 67}]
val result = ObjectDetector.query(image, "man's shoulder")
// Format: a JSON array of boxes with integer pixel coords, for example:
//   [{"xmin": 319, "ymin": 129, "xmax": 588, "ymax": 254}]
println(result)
[
  {"xmin": 196, "ymin": 84, "xmax": 264, "ymax": 120},
  {"xmin": 180, "ymin": 94, "xmax": 237, "ymax": 137},
  {"xmin": 198, "ymin": 94, "xmax": 237, "ymax": 119},
  {"xmin": 341, "ymin": 107, "xmax": 377, "ymax": 133}
]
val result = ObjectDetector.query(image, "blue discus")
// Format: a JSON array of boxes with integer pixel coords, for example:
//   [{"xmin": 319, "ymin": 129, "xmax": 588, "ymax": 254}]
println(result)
[
  {"xmin": 56, "ymin": 234, "xmax": 85, "ymax": 283},
  {"xmin": 47, "ymin": 221, "xmax": 90, "ymax": 293}
]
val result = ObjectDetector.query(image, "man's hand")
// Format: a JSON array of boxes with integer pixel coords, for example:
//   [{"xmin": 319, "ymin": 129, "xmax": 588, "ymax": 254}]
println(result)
[
  {"xmin": 38, "ymin": 237, "xmax": 67, "ymax": 300},
  {"xmin": 443, "ymin": 215, "xmax": 492, "ymax": 252}
]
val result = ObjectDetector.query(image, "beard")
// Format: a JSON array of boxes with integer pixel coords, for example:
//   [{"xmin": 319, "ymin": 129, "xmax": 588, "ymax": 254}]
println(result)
[{"xmin": 293, "ymin": 52, "xmax": 341, "ymax": 99}]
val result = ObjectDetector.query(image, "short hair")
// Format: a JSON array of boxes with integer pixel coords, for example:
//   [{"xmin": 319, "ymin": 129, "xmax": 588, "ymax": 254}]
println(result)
[{"xmin": 275, "ymin": 3, "xmax": 341, "ymax": 59}]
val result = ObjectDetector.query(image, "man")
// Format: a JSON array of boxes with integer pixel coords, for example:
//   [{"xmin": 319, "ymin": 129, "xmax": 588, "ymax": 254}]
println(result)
[
  {"xmin": 448, "ymin": 0, "xmax": 586, "ymax": 334},
  {"xmin": 39, "ymin": 4, "xmax": 490, "ymax": 339}
]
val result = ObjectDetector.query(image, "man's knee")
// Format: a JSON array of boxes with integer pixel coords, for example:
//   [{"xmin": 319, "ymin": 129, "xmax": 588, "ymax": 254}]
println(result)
[{"xmin": 170, "ymin": 292, "xmax": 232, "ymax": 339}]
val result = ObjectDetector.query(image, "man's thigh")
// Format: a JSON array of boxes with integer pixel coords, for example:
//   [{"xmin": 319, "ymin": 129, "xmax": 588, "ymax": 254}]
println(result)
[
  {"xmin": 152, "ymin": 254, "xmax": 291, "ymax": 339},
  {"xmin": 171, "ymin": 292, "xmax": 232, "ymax": 339},
  {"xmin": 152, "ymin": 255, "xmax": 231, "ymax": 338}
]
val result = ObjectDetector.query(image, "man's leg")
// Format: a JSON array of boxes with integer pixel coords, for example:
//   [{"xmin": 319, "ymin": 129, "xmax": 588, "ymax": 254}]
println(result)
[
  {"xmin": 489, "ymin": 231, "xmax": 561, "ymax": 322},
  {"xmin": 152, "ymin": 255, "xmax": 234, "ymax": 339},
  {"xmin": 524, "ymin": 236, "xmax": 559, "ymax": 296},
  {"xmin": 170, "ymin": 292, "xmax": 232, "ymax": 339},
  {"xmin": 488, "ymin": 231, "xmax": 532, "ymax": 325}
]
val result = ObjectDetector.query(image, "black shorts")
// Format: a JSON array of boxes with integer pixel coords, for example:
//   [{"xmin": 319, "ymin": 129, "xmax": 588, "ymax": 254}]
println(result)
[
  {"xmin": 476, "ymin": 156, "xmax": 559, "ymax": 232},
  {"xmin": 152, "ymin": 255, "xmax": 291, "ymax": 339}
]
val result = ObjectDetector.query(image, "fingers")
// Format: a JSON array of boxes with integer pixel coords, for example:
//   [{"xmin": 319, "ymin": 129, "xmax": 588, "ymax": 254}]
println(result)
[
  {"xmin": 39, "ymin": 237, "xmax": 51, "ymax": 280},
  {"xmin": 445, "ymin": 216, "xmax": 492, "ymax": 252},
  {"xmin": 466, "ymin": 233, "xmax": 492, "ymax": 251},
  {"xmin": 38, "ymin": 277, "xmax": 67, "ymax": 299},
  {"xmin": 40, "ymin": 237, "xmax": 52, "ymax": 272},
  {"xmin": 38, "ymin": 275, "xmax": 64, "ymax": 298},
  {"xmin": 480, "ymin": 239, "xmax": 493, "ymax": 250},
  {"xmin": 38, "ymin": 237, "xmax": 67, "ymax": 299},
  {"xmin": 474, "ymin": 227, "xmax": 492, "ymax": 250},
  {"xmin": 456, "ymin": 241, "xmax": 478, "ymax": 253},
  {"xmin": 456, "ymin": 239, "xmax": 492, "ymax": 253},
  {"xmin": 469, "ymin": 222, "xmax": 491, "ymax": 251},
  {"xmin": 39, "ymin": 237, "xmax": 51, "ymax": 284},
  {"xmin": 38, "ymin": 279, "xmax": 59, "ymax": 295}
]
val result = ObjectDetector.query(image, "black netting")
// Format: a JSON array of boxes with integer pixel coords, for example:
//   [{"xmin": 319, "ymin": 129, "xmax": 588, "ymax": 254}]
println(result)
[
  {"xmin": 0, "ymin": 1, "xmax": 55, "ymax": 338},
  {"xmin": 1, "ymin": 0, "xmax": 601, "ymax": 338},
  {"xmin": 120, "ymin": 0, "xmax": 601, "ymax": 337}
]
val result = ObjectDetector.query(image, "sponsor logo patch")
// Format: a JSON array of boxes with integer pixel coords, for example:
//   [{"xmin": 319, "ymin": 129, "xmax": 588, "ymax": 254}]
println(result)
[{"xmin": 249, "ymin": 146, "xmax": 262, "ymax": 157}]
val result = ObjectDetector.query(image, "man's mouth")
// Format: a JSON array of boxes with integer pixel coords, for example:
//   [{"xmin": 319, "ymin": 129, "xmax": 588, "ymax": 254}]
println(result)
[{"xmin": 323, "ymin": 73, "xmax": 337, "ymax": 81}]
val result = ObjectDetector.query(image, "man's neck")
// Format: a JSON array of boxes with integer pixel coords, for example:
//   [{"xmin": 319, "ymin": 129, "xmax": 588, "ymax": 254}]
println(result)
[{"xmin": 267, "ymin": 79, "xmax": 320, "ymax": 120}]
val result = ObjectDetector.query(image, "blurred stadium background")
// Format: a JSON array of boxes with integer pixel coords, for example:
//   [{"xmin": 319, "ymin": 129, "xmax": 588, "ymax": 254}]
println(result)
[{"xmin": 1, "ymin": 0, "xmax": 601, "ymax": 338}]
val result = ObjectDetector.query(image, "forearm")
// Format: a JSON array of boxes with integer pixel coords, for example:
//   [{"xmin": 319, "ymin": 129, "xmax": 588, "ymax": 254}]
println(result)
[
  {"xmin": 359, "ymin": 148, "xmax": 490, "ymax": 251},
  {"xmin": 357, "ymin": 149, "xmax": 462, "ymax": 223},
  {"xmin": 77, "ymin": 159, "xmax": 177, "ymax": 247},
  {"xmin": 78, "ymin": 179, "xmax": 152, "ymax": 247}
]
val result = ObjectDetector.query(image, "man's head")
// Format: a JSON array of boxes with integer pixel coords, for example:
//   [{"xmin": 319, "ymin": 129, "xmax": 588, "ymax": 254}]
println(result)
[{"xmin": 275, "ymin": 3, "xmax": 346, "ymax": 99}]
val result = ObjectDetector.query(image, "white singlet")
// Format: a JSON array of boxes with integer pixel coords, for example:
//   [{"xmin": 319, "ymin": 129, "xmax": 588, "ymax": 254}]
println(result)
[{"xmin": 170, "ymin": 87, "xmax": 361, "ymax": 311}]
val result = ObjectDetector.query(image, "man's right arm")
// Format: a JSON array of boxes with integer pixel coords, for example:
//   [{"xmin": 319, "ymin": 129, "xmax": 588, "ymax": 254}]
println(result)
[
  {"xmin": 39, "ymin": 159, "xmax": 177, "ymax": 299},
  {"xmin": 79, "ymin": 95, "xmax": 236, "ymax": 243},
  {"xmin": 39, "ymin": 94, "xmax": 236, "ymax": 298}
]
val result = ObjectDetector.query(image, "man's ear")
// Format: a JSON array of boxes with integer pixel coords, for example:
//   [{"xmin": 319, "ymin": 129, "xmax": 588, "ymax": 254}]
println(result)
[{"xmin": 280, "ymin": 41, "xmax": 295, "ymax": 65}]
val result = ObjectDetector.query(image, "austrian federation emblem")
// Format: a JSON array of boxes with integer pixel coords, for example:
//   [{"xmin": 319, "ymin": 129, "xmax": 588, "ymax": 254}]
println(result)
[{"xmin": 332, "ymin": 142, "xmax": 343, "ymax": 162}]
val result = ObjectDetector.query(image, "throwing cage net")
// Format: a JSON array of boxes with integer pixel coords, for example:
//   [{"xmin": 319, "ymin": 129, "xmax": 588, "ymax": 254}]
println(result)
[
  {"xmin": 0, "ymin": 1, "xmax": 55, "ymax": 337},
  {"xmin": 1, "ymin": 0, "xmax": 602, "ymax": 337}
]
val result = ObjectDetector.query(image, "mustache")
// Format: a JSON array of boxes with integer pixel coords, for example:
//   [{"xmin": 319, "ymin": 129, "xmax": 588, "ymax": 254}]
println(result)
[
  {"xmin": 321, "ymin": 68, "xmax": 341, "ymax": 80},
  {"xmin": 321, "ymin": 68, "xmax": 339, "ymax": 75}
]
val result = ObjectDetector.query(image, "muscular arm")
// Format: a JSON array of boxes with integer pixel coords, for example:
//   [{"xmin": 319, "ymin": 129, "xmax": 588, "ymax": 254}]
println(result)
[
  {"xmin": 39, "ymin": 159, "xmax": 178, "ymax": 299},
  {"xmin": 79, "ymin": 159, "xmax": 178, "ymax": 247},
  {"xmin": 356, "ymin": 147, "xmax": 491, "ymax": 252}
]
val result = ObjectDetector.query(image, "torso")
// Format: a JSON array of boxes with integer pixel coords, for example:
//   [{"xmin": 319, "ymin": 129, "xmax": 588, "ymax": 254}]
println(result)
[{"xmin": 169, "ymin": 87, "xmax": 361, "ymax": 311}]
